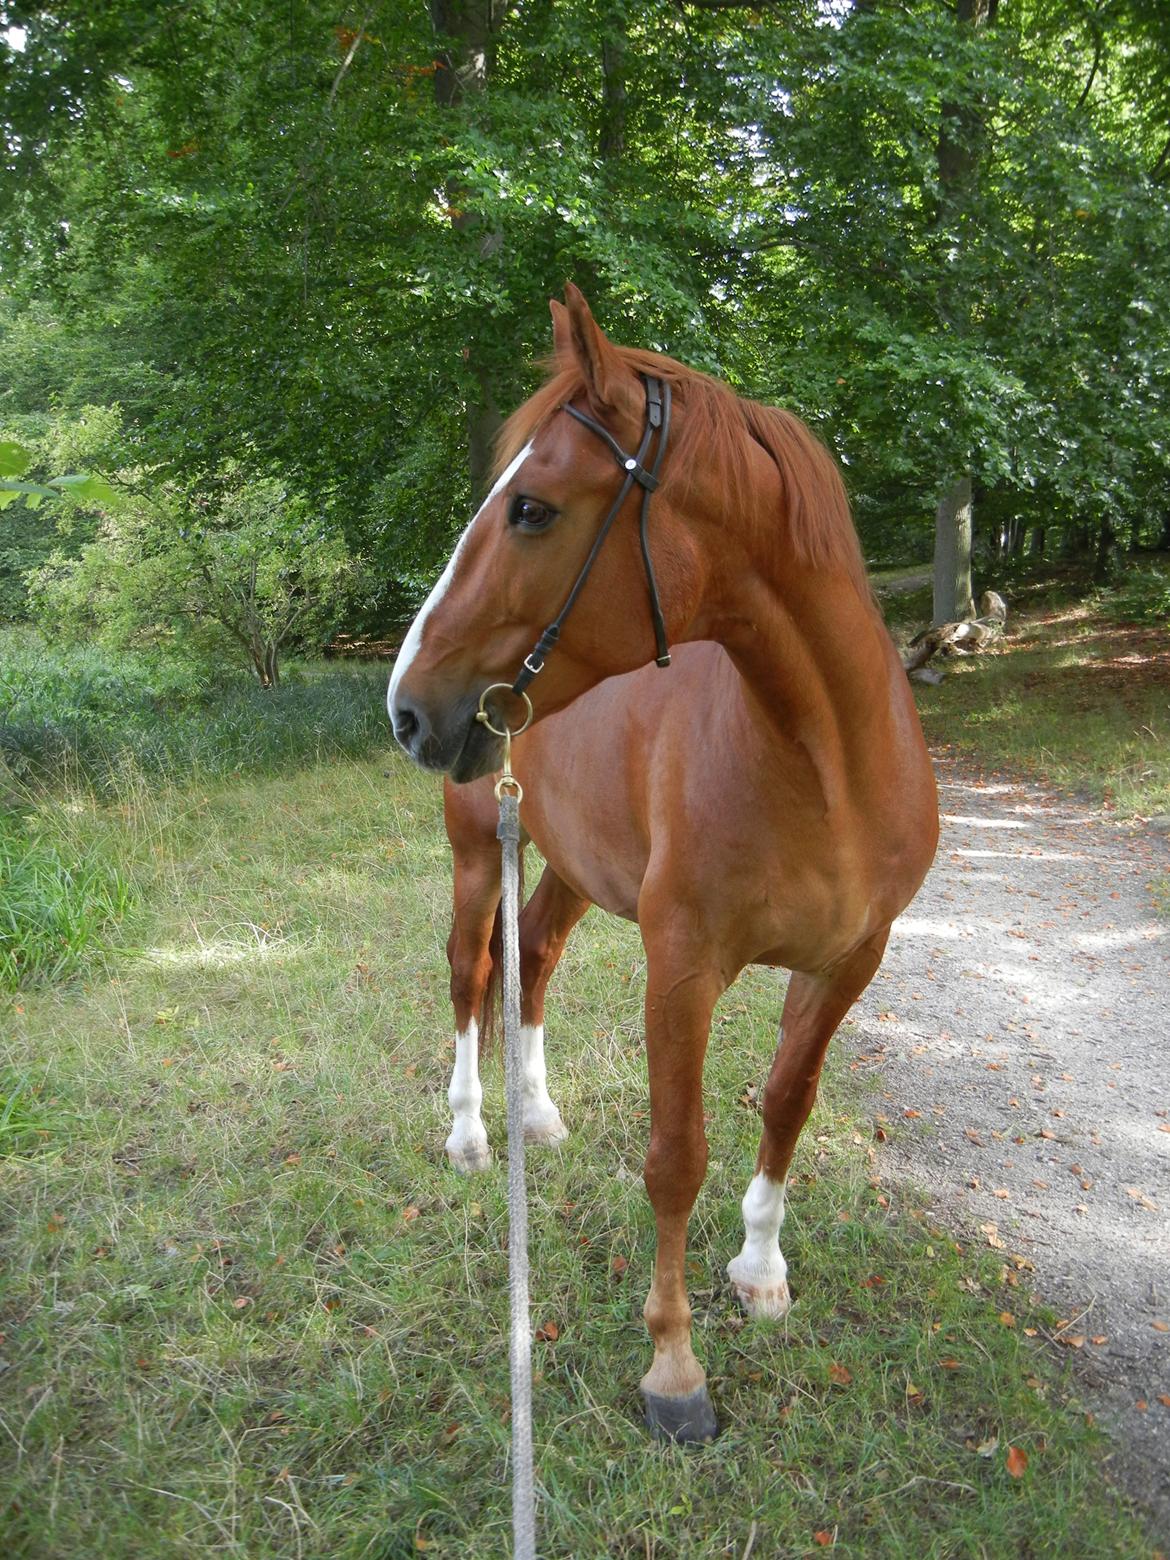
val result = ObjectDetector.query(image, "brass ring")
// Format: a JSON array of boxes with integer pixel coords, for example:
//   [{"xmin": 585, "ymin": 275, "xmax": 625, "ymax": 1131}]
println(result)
[
  {"xmin": 475, "ymin": 683, "xmax": 534, "ymax": 739},
  {"xmin": 494, "ymin": 774, "xmax": 524, "ymax": 802}
]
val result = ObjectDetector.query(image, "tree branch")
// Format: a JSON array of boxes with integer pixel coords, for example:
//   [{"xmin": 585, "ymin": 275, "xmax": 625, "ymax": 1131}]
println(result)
[{"xmin": 327, "ymin": 9, "xmax": 373, "ymax": 118}]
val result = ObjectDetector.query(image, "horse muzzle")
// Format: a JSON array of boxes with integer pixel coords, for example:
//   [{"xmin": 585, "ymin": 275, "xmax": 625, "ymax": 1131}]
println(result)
[{"xmin": 389, "ymin": 686, "xmax": 503, "ymax": 783}]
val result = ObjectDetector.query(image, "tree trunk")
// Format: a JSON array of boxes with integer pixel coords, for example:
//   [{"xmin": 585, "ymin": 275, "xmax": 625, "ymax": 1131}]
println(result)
[
  {"xmin": 934, "ymin": 475, "xmax": 976, "ymax": 624},
  {"xmin": 431, "ymin": 1, "xmax": 509, "ymax": 505},
  {"xmin": 1093, "ymin": 515, "xmax": 1117, "ymax": 582},
  {"xmin": 932, "ymin": 0, "xmax": 995, "ymax": 628},
  {"xmin": 1029, "ymin": 523, "xmax": 1045, "ymax": 559}
]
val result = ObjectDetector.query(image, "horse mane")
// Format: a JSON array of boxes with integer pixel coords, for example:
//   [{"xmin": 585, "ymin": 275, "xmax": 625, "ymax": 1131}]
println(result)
[{"xmin": 494, "ymin": 343, "xmax": 869, "ymax": 596}]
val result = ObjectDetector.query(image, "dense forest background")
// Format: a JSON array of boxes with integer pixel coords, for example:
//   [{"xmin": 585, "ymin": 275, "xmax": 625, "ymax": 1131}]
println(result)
[{"xmin": 1, "ymin": 0, "xmax": 1168, "ymax": 676}]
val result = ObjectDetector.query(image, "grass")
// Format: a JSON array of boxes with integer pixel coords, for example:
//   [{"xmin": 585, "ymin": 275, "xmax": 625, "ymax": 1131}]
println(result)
[
  {"xmin": 1, "ymin": 741, "xmax": 1159, "ymax": 1557},
  {"xmin": 882, "ymin": 573, "xmax": 1170, "ymax": 818},
  {"xmin": 0, "ymin": 807, "xmax": 133, "ymax": 991}
]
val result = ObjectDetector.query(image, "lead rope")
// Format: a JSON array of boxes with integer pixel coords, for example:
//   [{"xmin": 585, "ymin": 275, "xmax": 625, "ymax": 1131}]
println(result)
[{"xmin": 476, "ymin": 685, "xmax": 537, "ymax": 1560}]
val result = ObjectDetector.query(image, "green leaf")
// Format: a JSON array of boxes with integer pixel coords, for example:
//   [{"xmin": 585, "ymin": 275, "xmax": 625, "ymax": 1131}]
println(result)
[
  {"xmin": 1, "ymin": 479, "xmax": 60, "ymax": 500},
  {"xmin": 50, "ymin": 473, "xmax": 119, "ymax": 506},
  {"xmin": 0, "ymin": 441, "xmax": 33, "ymax": 479}
]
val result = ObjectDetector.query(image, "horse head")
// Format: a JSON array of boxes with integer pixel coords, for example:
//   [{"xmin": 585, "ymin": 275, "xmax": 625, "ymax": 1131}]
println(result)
[{"xmin": 387, "ymin": 286, "xmax": 709, "ymax": 781}]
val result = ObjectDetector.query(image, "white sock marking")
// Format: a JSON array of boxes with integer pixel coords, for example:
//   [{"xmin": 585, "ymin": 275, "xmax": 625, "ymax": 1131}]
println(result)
[
  {"xmin": 445, "ymin": 1021, "xmax": 490, "ymax": 1169},
  {"xmin": 520, "ymin": 1023, "xmax": 568, "ymax": 1143},
  {"xmin": 727, "ymin": 1172, "xmax": 790, "ymax": 1314}
]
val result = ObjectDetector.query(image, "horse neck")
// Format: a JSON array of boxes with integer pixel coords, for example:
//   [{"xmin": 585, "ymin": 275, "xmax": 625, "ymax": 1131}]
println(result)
[{"xmin": 698, "ymin": 532, "xmax": 899, "ymax": 810}]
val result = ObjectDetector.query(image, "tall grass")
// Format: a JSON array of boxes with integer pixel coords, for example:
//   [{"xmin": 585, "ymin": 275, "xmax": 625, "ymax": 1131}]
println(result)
[
  {"xmin": 0, "ymin": 628, "xmax": 390, "ymax": 793},
  {"xmin": 0, "ymin": 808, "xmax": 133, "ymax": 990},
  {"xmin": 0, "ymin": 629, "xmax": 394, "ymax": 991}
]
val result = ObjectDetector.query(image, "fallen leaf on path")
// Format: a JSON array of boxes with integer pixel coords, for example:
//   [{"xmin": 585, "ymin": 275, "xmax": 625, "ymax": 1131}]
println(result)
[
  {"xmin": 535, "ymin": 1320, "xmax": 559, "ymax": 1342},
  {"xmin": 828, "ymin": 1362, "xmax": 852, "ymax": 1386},
  {"xmin": 1005, "ymin": 1446, "xmax": 1029, "ymax": 1479}
]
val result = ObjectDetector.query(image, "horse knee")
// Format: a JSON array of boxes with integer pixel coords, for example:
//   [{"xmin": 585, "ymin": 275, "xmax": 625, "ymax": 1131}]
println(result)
[
  {"xmin": 518, "ymin": 924, "xmax": 556, "ymax": 994},
  {"xmin": 644, "ymin": 1124, "xmax": 708, "ymax": 1213},
  {"xmin": 449, "ymin": 947, "xmax": 493, "ymax": 1021}
]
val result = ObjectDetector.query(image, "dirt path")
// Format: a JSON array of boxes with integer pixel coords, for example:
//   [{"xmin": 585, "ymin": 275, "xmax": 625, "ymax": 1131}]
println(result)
[{"xmin": 849, "ymin": 752, "xmax": 1170, "ymax": 1535}]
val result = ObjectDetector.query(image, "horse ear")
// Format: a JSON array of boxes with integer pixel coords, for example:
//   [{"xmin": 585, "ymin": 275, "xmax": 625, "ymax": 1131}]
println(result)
[
  {"xmin": 550, "ymin": 297, "xmax": 573, "ymax": 365},
  {"xmin": 564, "ymin": 282, "xmax": 625, "ymax": 408}
]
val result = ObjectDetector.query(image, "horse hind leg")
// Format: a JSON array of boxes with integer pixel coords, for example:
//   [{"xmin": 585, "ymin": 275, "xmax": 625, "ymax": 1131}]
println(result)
[
  {"xmin": 727, "ymin": 930, "xmax": 890, "ymax": 1320},
  {"xmin": 518, "ymin": 866, "xmax": 590, "ymax": 1146}
]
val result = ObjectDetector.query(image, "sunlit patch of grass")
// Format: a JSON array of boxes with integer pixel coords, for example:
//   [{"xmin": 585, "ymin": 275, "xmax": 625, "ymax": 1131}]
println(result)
[{"xmin": 0, "ymin": 751, "xmax": 1158, "ymax": 1556}]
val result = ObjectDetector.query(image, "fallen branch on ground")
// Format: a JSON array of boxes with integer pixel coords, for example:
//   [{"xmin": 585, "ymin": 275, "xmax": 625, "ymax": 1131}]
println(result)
[{"xmin": 903, "ymin": 591, "xmax": 1007, "ymax": 681}]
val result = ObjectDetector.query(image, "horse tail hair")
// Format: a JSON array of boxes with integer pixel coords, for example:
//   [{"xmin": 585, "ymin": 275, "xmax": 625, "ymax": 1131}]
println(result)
[{"xmin": 479, "ymin": 852, "xmax": 523, "ymax": 1059}]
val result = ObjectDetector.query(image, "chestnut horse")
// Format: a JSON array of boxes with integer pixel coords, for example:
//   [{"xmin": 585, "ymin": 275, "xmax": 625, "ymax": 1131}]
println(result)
[{"xmin": 388, "ymin": 286, "xmax": 938, "ymax": 1442}]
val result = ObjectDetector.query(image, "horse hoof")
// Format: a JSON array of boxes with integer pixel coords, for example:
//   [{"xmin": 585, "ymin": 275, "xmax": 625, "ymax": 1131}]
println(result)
[
  {"xmin": 642, "ymin": 1386, "xmax": 719, "ymax": 1445},
  {"xmin": 729, "ymin": 1276, "xmax": 792, "ymax": 1320},
  {"xmin": 524, "ymin": 1113, "xmax": 569, "ymax": 1147},
  {"xmin": 446, "ymin": 1138, "xmax": 492, "ymax": 1174}
]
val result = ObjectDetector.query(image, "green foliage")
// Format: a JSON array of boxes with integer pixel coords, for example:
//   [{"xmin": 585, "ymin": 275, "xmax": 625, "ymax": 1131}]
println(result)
[
  {"xmin": 0, "ymin": 1074, "xmax": 55, "ymax": 1154},
  {"xmin": 0, "ymin": 427, "xmax": 118, "ymax": 512},
  {"xmin": 28, "ymin": 467, "xmax": 365, "ymax": 685},
  {"xmin": 1, "ymin": 0, "xmax": 1167, "ymax": 608},
  {"xmin": 0, "ymin": 807, "xmax": 132, "ymax": 990}
]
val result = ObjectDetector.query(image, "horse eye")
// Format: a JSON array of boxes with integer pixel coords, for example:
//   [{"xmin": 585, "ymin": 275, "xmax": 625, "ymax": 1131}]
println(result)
[{"xmin": 509, "ymin": 495, "xmax": 557, "ymax": 532}]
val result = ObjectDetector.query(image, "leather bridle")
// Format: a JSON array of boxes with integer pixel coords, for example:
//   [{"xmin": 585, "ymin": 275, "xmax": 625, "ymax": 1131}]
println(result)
[{"xmin": 510, "ymin": 374, "xmax": 673, "ymax": 698}]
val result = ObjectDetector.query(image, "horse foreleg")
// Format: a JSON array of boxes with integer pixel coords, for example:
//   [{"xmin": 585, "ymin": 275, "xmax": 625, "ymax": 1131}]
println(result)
[
  {"xmin": 638, "ymin": 942, "xmax": 724, "ymax": 1443},
  {"xmin": 728, "ymin": 930, "xmax": 890, "ymax": 1318},
  {"xmin": 443, "ymin": 782, "xmax": 502, "ymax": 1173},
  {"xmin": 518, "ymin": 866, "xmax": 590, "ymax": 1146}
]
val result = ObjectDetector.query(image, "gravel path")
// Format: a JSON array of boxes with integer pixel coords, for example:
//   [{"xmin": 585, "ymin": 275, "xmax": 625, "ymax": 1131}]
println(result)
[{"xmin": 849, "ymin": 752, "xmax": 1170, "ymax": 1535}]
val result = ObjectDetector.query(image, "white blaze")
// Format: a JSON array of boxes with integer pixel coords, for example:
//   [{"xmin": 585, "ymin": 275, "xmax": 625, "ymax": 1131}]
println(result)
[{"xmin": 387, "ymin": 441, "xmax": 534, "ymax": 719}]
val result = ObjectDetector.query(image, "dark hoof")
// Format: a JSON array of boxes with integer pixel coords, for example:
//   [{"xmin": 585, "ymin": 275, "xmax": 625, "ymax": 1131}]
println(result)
[{"xmin": 642, "ymin": 1386, "xmax": 719, "ymax": 1445}]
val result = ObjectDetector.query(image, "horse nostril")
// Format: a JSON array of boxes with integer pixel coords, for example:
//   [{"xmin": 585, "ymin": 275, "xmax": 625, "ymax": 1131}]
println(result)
[{"xmin": 392, "ymin": 699, "xmax": 423, "ymax": 753}]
